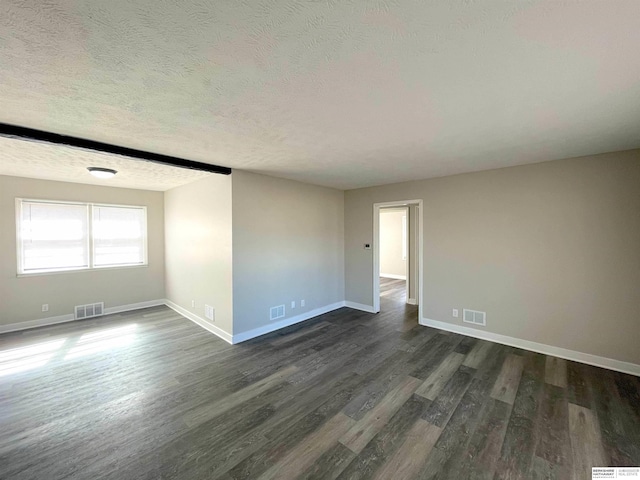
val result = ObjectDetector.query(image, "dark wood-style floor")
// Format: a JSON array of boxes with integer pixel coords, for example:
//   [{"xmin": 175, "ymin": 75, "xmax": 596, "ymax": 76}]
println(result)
[{"xmin": 1, "ymin": 279, "xmax": 639, "ymax": 479}]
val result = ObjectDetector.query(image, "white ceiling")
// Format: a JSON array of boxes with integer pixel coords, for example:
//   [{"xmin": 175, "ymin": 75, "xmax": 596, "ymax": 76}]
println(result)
[{"xmin": 1, "ymin": 0, "xmax": 639, "ymax": 190}]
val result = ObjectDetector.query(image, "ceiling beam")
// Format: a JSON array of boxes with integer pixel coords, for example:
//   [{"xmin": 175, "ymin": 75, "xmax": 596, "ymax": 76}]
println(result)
[{"xmin": 0, "ymin": 122, "xmax": 232, "ymax": 175}]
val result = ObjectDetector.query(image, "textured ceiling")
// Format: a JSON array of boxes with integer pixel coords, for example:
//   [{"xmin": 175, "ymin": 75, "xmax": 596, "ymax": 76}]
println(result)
[{"xmin": 1, "ymin": 0, "xmax": 639, "ymax": 190}]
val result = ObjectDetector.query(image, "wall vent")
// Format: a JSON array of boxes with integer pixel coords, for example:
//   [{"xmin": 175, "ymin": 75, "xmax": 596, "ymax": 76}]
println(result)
[
  {"xmin": 74, "ymin": 302, "xmax": 104, "ymax": 320},
  {"xmin": 270, "ymin": 305, "xmax": 285, "ymax": 321},
  {"xmin": 463, "ymin": 309, "xmax": 486, "ymax": 326}
]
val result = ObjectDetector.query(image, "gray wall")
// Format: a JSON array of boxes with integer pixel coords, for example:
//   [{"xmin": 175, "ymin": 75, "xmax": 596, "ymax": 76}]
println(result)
[
  {"xmin": 164, "ymin": 174, "xmax": 233, "ymax": 335},
  {"xmin": 379, "ymin": 208, "xmax": 407, "ymax": 278},
  {"xmin": 232, "ymin": 170, "xmax": 344, "ymax": 335},
  {"xmin": 345, "ymin": 150, "xmax": 640, "ymax": 364},
  {"xmin": 0, "ymin": 175, "xmax": 165, "ymax": 326}
]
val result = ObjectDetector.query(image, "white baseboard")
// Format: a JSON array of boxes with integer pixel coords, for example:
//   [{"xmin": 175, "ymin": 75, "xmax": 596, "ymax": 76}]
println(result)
[
  {"xmin": 0, "ymin": 313, "xmax": 76, "ymax": 334},
  {"xmin": 380, "ymin": 273, "xmax": 407, "ymax": 280},
  {"xmin": 344, "ymin": 301, "xmax": 377, "ymax": 314},
  {"xmin": 232, "ymin": 301, "xmax": 345, "ymax": 344},
  {"xmin": 0, "ymin": 299, "xmax": 364, "ymax": 346},
  {"xmin": 407, "ymin": 298, "xmax": 417, "ymax": 305},
  {"xmin": 0, "ymin": 299, "xmax": 166, "ymax": 335},
  {"xmin": 164, "ymin": 300, "xmax": 233, "ymax": 344},
  {"xmin": 421, "ymin": 317, "xmax": 640, "ymax": 377},
  {"xmin": 104, "ymin": 299, "xmax": 165, "ymax": 315}
]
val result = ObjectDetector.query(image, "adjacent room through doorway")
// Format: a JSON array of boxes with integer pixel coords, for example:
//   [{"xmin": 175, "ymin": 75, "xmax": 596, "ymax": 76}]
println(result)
[
  {"xmin": 373, "ymin": 200, "xmax": 423, "ymax": 331},
  {"xmin": 379, "ymin": 207, "xmax": 408, "ymax": 304}
]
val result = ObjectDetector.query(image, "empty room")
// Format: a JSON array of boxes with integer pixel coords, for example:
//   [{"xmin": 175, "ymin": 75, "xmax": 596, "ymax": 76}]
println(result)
[{"xmin": 1, "ymin": 1, "xmax": 639, "ymax": 479}]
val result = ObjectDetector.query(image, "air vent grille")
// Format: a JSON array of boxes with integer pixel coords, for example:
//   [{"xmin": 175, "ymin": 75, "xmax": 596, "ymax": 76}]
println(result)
[
  {"xmin": 463, "ymin": 309, "xmax": 486, "ymax": 326},
  {"xmin": 75, "ymin": 302, "xmax": 104, "ymax": 320},
  {"xmin": 270, "ymin": 305, "xmax": 285, "ymax": 321}
]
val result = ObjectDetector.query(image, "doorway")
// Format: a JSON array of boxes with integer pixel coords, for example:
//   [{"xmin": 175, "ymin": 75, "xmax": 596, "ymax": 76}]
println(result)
[
  {"xmin": 373, "ymin": 200, "xmax": 423, "ymax": 323},
  {"xmin": 379, "ymin": 207, "xmax": 409, "ymax": 303}
]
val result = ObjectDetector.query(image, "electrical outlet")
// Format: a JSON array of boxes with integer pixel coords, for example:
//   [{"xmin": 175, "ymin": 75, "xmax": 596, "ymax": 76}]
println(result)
[
  {"xmin": 42, "ymin": 304, "xmax": 49, "ymax": 312},
  {"xmin": 452, "ymin": 309, "xmax": 459, "ymax": 318},
  {"xmin": 291, "ymin": 301, "xmax": 296, "ymax": 309},
  {"xmin": 301, "ymin": 299, "xmax": 305, "ymax": 307},
  {"xmin": 191, "ymin": 300, "xmax": 195, "ymax": 308},
  {"xmin": 205, "ymin": 305, "xmax": 215, "ymax": 321}
]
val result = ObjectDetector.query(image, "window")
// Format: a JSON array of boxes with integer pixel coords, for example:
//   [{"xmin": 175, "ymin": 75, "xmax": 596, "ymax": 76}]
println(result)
[
  {"xmin": 17, "ymin": 199, "xmax": 147, "ymax": 274},
  {"xmin": 92, "ymin": 205, "xmax": 147, "ymax": 267}
]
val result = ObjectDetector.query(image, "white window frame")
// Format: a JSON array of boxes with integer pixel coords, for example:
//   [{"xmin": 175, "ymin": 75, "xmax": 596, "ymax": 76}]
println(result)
[{"xmin": 16, "ymin": 198, "xmax": 148, "ymax": 276}]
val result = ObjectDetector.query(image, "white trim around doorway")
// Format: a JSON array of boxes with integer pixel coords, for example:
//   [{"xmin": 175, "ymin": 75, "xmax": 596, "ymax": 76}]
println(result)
[{"xmin": 373, "ymin": 200, "xmax": 423, "ymax": 321}]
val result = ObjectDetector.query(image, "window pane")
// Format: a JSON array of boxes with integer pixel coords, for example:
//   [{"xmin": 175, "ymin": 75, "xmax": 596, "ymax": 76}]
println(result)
[
  {"xmin": 20, "ymin": 202, "xmax": 89, "ymax": 272},
  {"xmin": 93, "ymin": 206, "xmax": 146, "ymax": 267}
]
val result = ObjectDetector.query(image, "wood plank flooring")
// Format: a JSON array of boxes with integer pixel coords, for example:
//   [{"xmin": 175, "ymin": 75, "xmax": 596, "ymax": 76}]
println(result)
[{"xmin": 1, "ymin": 278, "xmax": 639, "ymax": 479}]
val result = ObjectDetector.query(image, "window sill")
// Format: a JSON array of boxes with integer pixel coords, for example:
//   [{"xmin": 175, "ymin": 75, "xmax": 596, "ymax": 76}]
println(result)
[{"xmin": 17, "ymin": 264, "xmax": 149, "ymax": 278}]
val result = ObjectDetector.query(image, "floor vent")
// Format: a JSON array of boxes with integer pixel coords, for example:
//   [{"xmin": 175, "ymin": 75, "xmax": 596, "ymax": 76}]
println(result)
[
  {"xmin": 270, "ymin": 305, "xmax": 285, "ymax": 321},
  {"xmin": 463, "ymin": 309, "xmax": 486, "ymax": 326},
  {"xmin": 75, "ymin": 302, "xmax": 104, "ymax": 320}
]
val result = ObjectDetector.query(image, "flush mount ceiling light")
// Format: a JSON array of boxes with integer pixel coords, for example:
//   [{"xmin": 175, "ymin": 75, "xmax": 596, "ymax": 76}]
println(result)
[{"xmin": 87, "ymin": 167, "xmax": 117, "ymax": 179}]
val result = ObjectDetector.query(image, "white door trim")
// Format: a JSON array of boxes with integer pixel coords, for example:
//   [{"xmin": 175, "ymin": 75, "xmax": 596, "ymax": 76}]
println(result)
[{"xmin": 373, "ymin": 199, "xmax": 423, "ymax": 321}]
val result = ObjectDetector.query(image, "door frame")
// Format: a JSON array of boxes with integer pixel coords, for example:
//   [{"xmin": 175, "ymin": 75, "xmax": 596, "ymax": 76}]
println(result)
[{"xmin": 373, "ymin": 199, "xmax": 423, "ymax": 322}]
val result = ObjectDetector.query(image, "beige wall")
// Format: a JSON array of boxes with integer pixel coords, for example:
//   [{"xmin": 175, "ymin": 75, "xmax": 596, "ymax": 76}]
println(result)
[
  {"xmin": 232, "ymin": 171, "xmax": 344, "ymax": 335},
  {"xmin": 345, "ymin": 150, "xmax": 640, "ymax": 364},
  {"xmin": 164, "ymin": 174, "xmax": 233, "ymax": 335},
  {"xmin": 379, "ymin": 208, "xmax": 407, "ymax": 278},
  {"xmin": 0, "ymin": 175, "xmax": 165, "ymax": 326}
]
